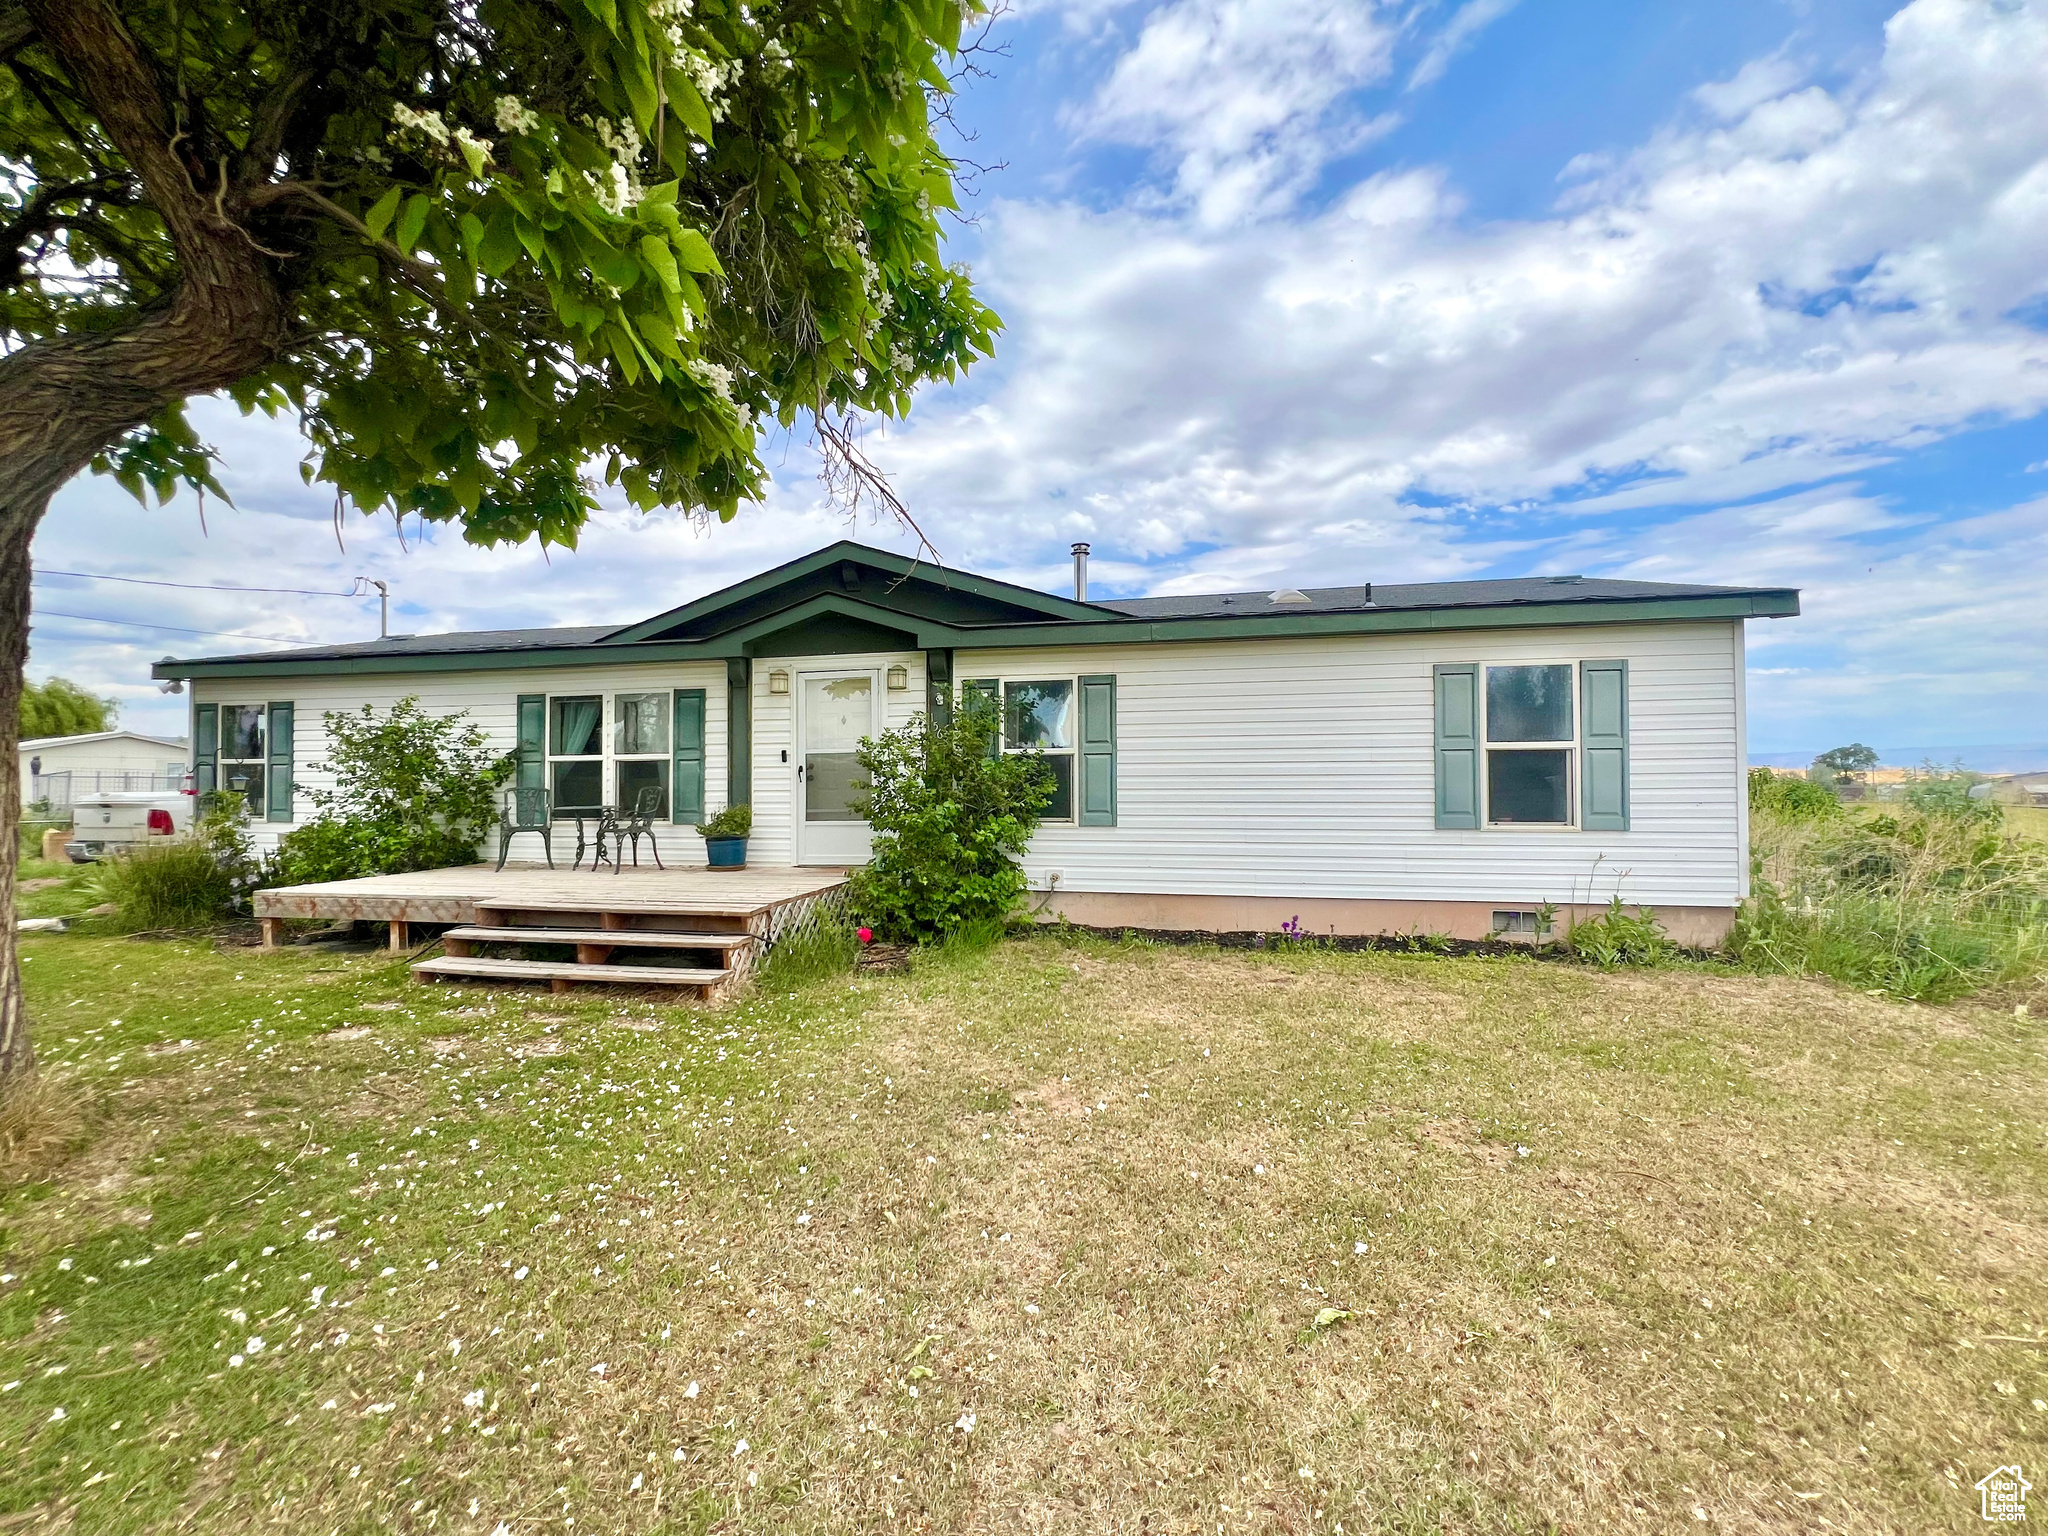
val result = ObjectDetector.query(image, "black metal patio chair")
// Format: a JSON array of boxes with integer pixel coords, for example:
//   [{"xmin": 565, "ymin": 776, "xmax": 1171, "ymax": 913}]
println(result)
[
  {"xmin": 610, "ymin": 784, "xmax": 666, "ymax": 872},
  {"xmin": 495, "ymin": 786, "xmax": 554, "ymax": 871}
]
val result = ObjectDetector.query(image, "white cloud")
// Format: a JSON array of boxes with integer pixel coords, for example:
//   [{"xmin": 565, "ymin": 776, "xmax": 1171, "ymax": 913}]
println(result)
[
  {"xmin": 1408, "ymin": 0, "xmax": 1522, "ymax": 90},
  {"xmin": 1073, "ymin": 0, "xmax": 1403, "ymax": 222}
]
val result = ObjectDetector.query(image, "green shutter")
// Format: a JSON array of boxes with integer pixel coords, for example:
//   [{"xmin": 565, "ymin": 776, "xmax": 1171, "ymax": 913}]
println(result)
[
  {"xmin": 515, "ymin": 694, "xmax": 545, "ymax": 791},
  {"xmin": 1580, "ymin": 659, "xmax": 1630, "ymax": 831},
  {"xmin": 1078, "ymin": 674, "xmax": 1117, "ymax": 827},
  {"xmin": 963, "ymin": 678, "xmax": 999, "ymax": 760},
  {"xmin": 265, "ymin": 702, "xmax": 294, "ymax": 822},
  {"xmin": 193, "ymin": 703, "xmax": 218, "ymax": 794},
  {"xmin": 1433, "ymin": 663, "xmax": 1481, "ymax": 829},
  {"xmin": 672, "ymin": 688, "xmax": 706, "ymax": 825}
]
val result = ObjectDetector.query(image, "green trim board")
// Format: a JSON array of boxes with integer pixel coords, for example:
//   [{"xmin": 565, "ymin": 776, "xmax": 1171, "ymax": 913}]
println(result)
[
  {"xmin": 602, "ymin": 539, "xmax": 1116, "ymax": 644},
  {"xmin": 725, "ymin": 658, "xmax": 751, "ymax": 811},
  {"xmin": 154, "ymin": 591, "xmax": 1797, "ymax": 680}
]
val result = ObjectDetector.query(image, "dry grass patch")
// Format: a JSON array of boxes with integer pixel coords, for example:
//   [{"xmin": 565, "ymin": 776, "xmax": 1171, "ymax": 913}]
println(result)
[{"xmin": 0, "ymin": 934, "xmax": 2043, "ymax": 1534}]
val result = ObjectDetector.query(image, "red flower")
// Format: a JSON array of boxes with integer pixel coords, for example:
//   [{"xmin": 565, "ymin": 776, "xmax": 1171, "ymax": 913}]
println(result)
[{"xmin": 856, "ymin": 927, "xmax": 873, "ymax": 945}]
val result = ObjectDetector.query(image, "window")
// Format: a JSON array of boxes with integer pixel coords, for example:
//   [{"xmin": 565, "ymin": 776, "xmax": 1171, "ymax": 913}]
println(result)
[
  {"xmin": 1003, "ymin": 680, "xmax": 1075, "ymax": 821},
  {"xmin": 217, "ymin": 705, "xmax": 265, "ymax": 815},
  {"xmin": 548, "ymin": 695, "xmax": 603, "ymax": 812},
  {"xmin": 1436, "ymin": 660, "xmax": 1630, "ymax": 831},
  {"xmin": 1485, "ymin": 664, "xmax": 1573, "ymax": 824},
  {"xmin": 613, "ymin": 691, "xmax": 670, "ymax": 818}
]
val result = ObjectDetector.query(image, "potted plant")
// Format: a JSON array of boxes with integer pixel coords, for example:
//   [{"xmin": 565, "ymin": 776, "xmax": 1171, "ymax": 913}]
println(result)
[{"xmin": 695, "ymin": 803, "xmax": 752, "ymax": 869}]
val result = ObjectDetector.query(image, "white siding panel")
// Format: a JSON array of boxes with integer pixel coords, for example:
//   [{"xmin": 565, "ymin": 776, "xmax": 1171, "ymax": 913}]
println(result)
[
  {"xmin": 194, "ymin": 661, "xmax": 729, "ymax": 859},
  {"xmin": 963, "ymin": 620, "xmax": 1744, "ymax": 908}
]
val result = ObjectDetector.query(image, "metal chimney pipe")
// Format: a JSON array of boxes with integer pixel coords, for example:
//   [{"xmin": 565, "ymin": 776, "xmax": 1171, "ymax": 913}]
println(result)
[{"xmin": 1071, "ymin": 542, "xmax": 1090, "ymax": 602}]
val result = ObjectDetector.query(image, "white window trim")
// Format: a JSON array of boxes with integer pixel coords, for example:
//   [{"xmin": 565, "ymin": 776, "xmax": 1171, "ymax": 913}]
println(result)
[
  {"xmin": 547, "ymin": 691, "xmax": 684, "ymax": 812},
  {"xmin": 611, "ymin": 690, "xmax": 674, "ymax": 817},
  {"xmin": 216, "ymin": 703, "xmax": 266, "ymax": 809},
  {"xmin": 992, "ymin": 675, "xmax": 1079, "ymax": 825},
  {"xmin": 1481, "ymin": 662, "xmax": 1579, "ymax": 830},
  {"xmin": 545, "ymin": 692, "xmax": 606, "ymax": 811}
]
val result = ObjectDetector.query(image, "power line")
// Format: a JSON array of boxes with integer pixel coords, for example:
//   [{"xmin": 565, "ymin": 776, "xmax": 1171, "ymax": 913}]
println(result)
[
  {"xmin": 31, "ymin": 609, "xmax": 324, "ymax": 646},
  {"xmin": 33, "ymin": 568, "xmax": 374, "ymax": 599}
]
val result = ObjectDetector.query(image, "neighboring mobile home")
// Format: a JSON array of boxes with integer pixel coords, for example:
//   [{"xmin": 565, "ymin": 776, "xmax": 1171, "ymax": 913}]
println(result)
[
  {"xmin": 20, "ymin": 729, "xmax": 190, "ymax": 809},
  {"xmin": 151, "ymin": 541, "xmax": 1799, "ymax": 945}
]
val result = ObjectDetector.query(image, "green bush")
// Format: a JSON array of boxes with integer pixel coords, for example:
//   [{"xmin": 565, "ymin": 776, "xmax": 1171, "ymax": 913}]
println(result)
[
  {"xmin": 90, "ymin": 805, "xmax": 270, "ymax": 929},
  {"xmin": 696, "ymin": 803, "xmax": 752, "ymax": 840},
  {"xmin": 1567, "ymin": 897, "xmax": 1672, "ymax": 967},
  {"xmin": 1748, "ymin": 767, "xmax": 1841, "ymax": 822},
  {"xmin": 276, "ymin": 698, "xmax": 514, "ymax": 883},
  {"xmin": 1733, "ymin": 802, "xmax": 2048, "ymax": 1001},
  {"xmin": 848, "ymin": 707, "xmax": 1051, "ymax": 944}
]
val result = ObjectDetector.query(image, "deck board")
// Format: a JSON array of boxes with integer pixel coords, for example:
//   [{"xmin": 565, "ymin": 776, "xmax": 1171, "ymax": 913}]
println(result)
[{"xmin": 255, "ymin": 863, "xmax": 849, "ymax": 924}]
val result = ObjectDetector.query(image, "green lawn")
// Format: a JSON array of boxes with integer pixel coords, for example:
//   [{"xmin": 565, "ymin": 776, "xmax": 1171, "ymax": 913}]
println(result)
[{"xmin": 1, "ymin": 911, "xmax": 2044, "ymax": 1533}]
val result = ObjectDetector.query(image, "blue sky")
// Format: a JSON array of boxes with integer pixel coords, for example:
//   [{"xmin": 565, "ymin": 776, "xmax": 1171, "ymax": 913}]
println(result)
[{"xmin": 31, "ymin": 0, "xmax": 2048, "ymax": 763}]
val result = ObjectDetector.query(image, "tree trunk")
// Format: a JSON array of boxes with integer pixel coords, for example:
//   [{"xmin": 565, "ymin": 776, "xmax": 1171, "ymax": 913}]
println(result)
[
  {"xmin": 0, "ymin": 508, "xmax": 30, "ymax": 1084},
  {"xmin": 0, "ymin": 0, "xmax": 299, "ymax": 1087}
]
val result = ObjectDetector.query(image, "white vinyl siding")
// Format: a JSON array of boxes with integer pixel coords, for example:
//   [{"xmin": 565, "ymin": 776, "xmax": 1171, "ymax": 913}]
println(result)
[
  {"xmin": 961, "ymin": 620, "xmax": 1745, "ymax": 909},
  {"xmin": 191, "ymin": 660, "xmax": 728, "ymax": 860}
]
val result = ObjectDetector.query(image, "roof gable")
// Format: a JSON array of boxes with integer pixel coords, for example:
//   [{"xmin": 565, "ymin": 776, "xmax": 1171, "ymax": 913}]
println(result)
[{"xmin": 603, "ymin": 540, "xmax": 1113, "ymax": 643}]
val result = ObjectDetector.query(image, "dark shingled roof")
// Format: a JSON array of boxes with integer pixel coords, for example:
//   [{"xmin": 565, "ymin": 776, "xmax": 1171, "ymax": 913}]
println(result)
[
  {"xmin": 1097, "ymin": 575, "xmax": 1765, "ymax": 620},
  {"xmin": 183, "ymin": 623, "xmax": 618, "ymax": 666},
  {"xmin": 158, "ymin": 555, "xmax": 1795, "ymax": 671}
]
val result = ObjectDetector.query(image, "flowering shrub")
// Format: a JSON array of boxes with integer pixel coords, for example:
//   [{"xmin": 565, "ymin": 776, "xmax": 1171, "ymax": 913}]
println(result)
[
  {"xmin": 849, "ymin": 709, "xmax": 1051, "ymax": 944},
  {"xmin": 276, "ymin": 699, "xmax": 515, "ymax": 884}
]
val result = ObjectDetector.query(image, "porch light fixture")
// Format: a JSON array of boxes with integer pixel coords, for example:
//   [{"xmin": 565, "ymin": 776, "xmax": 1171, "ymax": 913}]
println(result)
[
  {"xmin": 768, "ymin": 669, "xmax": 790, "ymax": 695},
  {"xmin": 886, "ymin": 664, "xmax": 909, "ymax": 691}
]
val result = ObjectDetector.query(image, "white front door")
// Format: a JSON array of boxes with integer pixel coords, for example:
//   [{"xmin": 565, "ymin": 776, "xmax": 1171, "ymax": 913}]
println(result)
[{"xmin": 796, "ymin": 669, "xmax": 879, "ymax": 865}]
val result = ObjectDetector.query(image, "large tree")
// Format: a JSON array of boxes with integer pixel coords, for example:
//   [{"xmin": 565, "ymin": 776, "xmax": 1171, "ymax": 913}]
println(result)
[{"xmin": 0, "ymin": 0, "xmax": 1000, "ymax": 1080}]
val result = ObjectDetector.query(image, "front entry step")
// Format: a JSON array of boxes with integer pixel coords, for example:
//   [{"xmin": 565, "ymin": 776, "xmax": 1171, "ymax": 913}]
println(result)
[
  {"xmin": 439, "ymin": 925, "xmax": 755, "ymax": 953},
  {"xmin": 414, "ymin": 954, "xmax": 730, "ymax": 994}
]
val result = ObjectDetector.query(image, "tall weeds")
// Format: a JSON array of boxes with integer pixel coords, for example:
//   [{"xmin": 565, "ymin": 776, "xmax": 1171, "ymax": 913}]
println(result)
[{"xmin": 1734, "ymin": 799, "xmax": 2048, "ymax": 1002}]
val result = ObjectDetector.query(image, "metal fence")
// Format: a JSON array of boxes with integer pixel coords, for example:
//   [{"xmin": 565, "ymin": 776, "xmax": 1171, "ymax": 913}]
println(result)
[{"xmin": 27, "ymin": 771, "xmax": 186, "ymax": 813}]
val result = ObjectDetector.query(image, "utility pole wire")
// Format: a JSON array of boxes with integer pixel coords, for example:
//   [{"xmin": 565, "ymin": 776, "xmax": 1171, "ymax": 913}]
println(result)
[
  {"xmin": 32, "ymin": 568, "xmax": 382, "ymax": 599},
  {"xmin": 30, "ymin": 609, "xmax": 325, "ymax": 646}
]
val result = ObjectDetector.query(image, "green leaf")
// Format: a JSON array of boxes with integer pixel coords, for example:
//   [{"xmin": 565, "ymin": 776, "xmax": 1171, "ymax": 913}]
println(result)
[
  {"xmin": 665, "ymin": 71, "xmax": 715, "ymax": 141},
  {"xmin": 395, "ymin": 194, "xmax": 431, "ymax": 255},
  {"xmin": 639, "ymin": 236, "xmax": 680, "ymax": 293},
  {"xmin": 364, "ymin": 186, "xmax": 404, "ymax": 240},
  {"xmin": 479, "ymin": 209, "xmax": 523, "ymax": 277},
  {"xmin": 459, "ymin": 211, "xmax": 487, "ymax": 257},
  {"xmin": 671, "ymin": 228, "xmax": 722, "ymax": 276}
]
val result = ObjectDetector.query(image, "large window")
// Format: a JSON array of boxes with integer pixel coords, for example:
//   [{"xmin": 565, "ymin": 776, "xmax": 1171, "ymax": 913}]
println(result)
[
  {"xmin": 1485, "ymin": 664, "xmax": 1572, "ymax": 825},
  {"xmin": 217, "ymin": 705, "xmax": 265, "ymax": 816},
  {"xmin": 1003, "ymin": 679, "xmax": 1075, "ymax": 822},
  {"xmin": 613, "ymin": 691, "xmax": 671, "ymax": 818},
  {"xmin": 548, "ymin": 695, "xmax": 603, "ymax": 812}
]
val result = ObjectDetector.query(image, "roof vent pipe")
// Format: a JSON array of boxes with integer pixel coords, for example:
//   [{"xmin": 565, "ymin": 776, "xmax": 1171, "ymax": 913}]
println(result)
[{"xmin": 1071, "ymin": 542, "xmax": 1090, "ymax": 602}]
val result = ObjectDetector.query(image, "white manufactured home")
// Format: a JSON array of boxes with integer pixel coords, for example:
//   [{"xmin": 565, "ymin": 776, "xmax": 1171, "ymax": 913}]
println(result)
[{"xmin": 153, "ymin": 541, "xmax": 1799, "ymax": 946}]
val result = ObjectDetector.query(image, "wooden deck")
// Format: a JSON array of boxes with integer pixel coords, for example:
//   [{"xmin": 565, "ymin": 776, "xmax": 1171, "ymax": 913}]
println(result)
[{"xmin": 254, "ymin": 863, "xmax": 851, "ymax": 954}]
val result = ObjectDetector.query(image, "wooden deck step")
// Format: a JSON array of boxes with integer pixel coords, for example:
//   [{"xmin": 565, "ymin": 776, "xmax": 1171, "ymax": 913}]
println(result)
[
  {"xmin": 414, "ymin": 955, "xmax": 728, "ymax": 991},
  {"xmin": 440, "ymin": 925, "xmax": 755, "ymax": 951}
]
